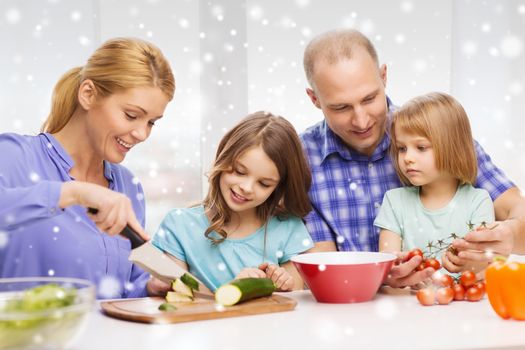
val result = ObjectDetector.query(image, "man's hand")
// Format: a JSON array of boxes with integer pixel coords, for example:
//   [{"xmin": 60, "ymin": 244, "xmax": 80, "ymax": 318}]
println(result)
[
  {"xmin": 452, "ymin": 221, "xmax": 513, "ymax": 262},
  {"xmin": 383, "ymin": 252, "xmax": 435, "ymax": 289}
]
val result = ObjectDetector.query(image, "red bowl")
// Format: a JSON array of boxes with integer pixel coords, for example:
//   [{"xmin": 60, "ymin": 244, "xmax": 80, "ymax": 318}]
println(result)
[{"xmin": 291, "ymin": 252, "xmax": 396, "ymax": 303}]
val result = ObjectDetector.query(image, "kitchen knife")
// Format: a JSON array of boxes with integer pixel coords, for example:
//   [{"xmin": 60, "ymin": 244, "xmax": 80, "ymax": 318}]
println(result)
[
  {"xmin": 87, "ymin": 207, "xmax": 212, "ymax": 296},
  {"xmin": 87, "ymin": 207, "xmax": 146, "ymax": 249},
  {"xmin": 129, "ymin": 242, "xmax": 213, "ymax": 296}
]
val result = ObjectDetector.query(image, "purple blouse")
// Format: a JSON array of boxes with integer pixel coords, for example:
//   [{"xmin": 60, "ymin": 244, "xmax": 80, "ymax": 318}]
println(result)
[{"xmin": 0, "ymin": 133, "xmax": 149, "ymax": 298}]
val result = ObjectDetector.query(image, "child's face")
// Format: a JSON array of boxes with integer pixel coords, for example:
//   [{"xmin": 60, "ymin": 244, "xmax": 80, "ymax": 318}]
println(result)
[
  {"xmin": 394, "ymin": 126, "xmax": 444, "ymax": 187},
  {"xmin": 219, "ymin": 145, "xmax": 280, "ymax": 217}
]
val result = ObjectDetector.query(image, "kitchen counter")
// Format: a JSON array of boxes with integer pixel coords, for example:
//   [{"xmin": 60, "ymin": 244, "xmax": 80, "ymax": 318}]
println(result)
[{"xmin": 73, "ymin": 287, "xmax": 525, "ymax": 350}]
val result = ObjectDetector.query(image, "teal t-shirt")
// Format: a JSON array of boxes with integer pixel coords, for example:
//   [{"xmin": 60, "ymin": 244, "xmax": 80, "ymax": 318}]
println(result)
[
  {"xmin": 152, "ymin": 206, "xmax": 314, "ymax": 291},
  {"xmin": 374, "ymin": 184, "xmax": 495, "ymax": 254}
]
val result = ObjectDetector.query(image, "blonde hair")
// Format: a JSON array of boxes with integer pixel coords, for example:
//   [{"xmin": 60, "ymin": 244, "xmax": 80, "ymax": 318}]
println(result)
[
  {"xmin": 42, "ymin": 38, "xmax": 175, "ymax": 133},
  {"xmin": 303, "ymin": 29, "xmax": 379, "ymax": 88},
  {"xmin": 390, "ymin": 92, "xmax": 477, "ymax": 186},
  {"xmin": 202, "ymin": 111, "xmax": 312, "ymax": 244}
]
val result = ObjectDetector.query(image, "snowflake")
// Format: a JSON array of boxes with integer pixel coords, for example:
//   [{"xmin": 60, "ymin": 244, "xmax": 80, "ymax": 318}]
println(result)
[
  {"xmin": 29, "ymin": 172, "xmax": 40, "ymax": 182},
  {"xmin": 6, "ymin": 8, "xmax": 21, "ymax": 24},
  {"xmin": 71, "ymin": 11, "xmax": 82, "ymax": 22},
  {"xmin": 500, "ymin": 35, "xmax": 523, "ymax": 58},
  {"xmin": 98, "ymin": 276, "xmax": 121, "ymax": 298}
]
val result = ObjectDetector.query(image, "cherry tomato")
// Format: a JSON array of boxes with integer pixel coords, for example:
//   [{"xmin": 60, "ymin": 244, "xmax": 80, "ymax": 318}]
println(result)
[
  {"xmin": 433, "ymin": 273, "xmax": 454, "ymax": 288},
  {"xmin": 452, "ymin": 283, "xmax": 465, "ymax": 301},
  {"xmin": 416, "ymin": 262, "xmax": 426, "ymax": 271},
  {"xmin": 436, "ymin": 287, "xmax": 454, "ymax": 305},
  {"xmin": 460, "ymin": 271, "xmax": 476, "ymax": 288},
  {"xmin": 466, "ymin": 285, "xmax": 484, "ymax": 301},
  {"xmin": 403, "ymin": 248, "xmax": 424, "ymax": 263},
  {"xmin": 417, "ymin": 288, "xmax": 436, "ymax": 306},
  {"xmin": 474, "ymin": 281, "xmax": 485, "ymax": 295},
  {"xmin": 424, "ymin": 258, "xmax": 441, "ymax": 270}
]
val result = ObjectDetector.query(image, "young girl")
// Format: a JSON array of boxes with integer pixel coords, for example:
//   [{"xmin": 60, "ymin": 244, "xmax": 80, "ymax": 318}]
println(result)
[
  {"xmin": 374, "ymin": 92, "xmax": 495, "ymax": 278},
  {"xmin": 152, "ymin": 112, "xmax": 314, "ymax": 291}
]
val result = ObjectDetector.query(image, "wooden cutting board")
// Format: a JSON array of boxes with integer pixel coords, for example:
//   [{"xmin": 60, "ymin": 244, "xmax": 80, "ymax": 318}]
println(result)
[{"xmin": 100, "ymin": 294, "xmax": 296, "ymax": 324}]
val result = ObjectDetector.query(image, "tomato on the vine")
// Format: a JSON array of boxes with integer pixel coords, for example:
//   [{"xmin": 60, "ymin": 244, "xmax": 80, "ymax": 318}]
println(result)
[
  {"xmin": 460, "ymin": 271, "xmax": 476, "ymax": 288},
  {"xmin": 416, "ymin": 288, "xmax": 435, "ymax": 306},
  {"xmin": 436, "ymin": 287, "xmax": 454, "ymax": 305},
  {"xmin": 424, "ymin": 258, "xmax": 441, "ymax": 270},
  {"xmin": 452, "ymin": 283, "xmax": 465, "ymax": 301},
  {"xmin": 433, "ymin": 273, "xmax": 454, "ymax": 288},
  {"xmin": 466, "ymin": 285, "xmax": 484, "ymax": 301},
  {"xmin": 403, "ymin": 248, "xmax": 424, "ymax": 263}
]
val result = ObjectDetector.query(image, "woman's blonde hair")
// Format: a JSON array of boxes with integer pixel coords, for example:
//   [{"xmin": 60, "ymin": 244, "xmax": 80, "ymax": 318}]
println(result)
[
  {"xmin": 390, "ymin": 92, "xmax": 477, "ymax": 186},
  {"xmin": 202, "ymin": 111, "xmax": 312, "ymax": 244},
  {"xmin": 42, "ymin": 37, "xmax": 175, "ymax": 133}
]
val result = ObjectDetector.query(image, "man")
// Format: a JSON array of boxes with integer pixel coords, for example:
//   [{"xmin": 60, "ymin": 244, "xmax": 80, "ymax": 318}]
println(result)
[{"xmin": 300, "ymin": 29, "xmax": 525, "ymax": 287}]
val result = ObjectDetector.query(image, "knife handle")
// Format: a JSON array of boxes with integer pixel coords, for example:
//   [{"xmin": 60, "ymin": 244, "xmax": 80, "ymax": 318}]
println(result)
[{"xmin": 87, "ymin": 207, "xmax": 146, "ymax": 249}]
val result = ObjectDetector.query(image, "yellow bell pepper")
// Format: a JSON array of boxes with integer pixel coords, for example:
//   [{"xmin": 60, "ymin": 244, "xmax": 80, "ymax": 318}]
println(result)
[{"xmin": 485, "ymin": 258, "xmax": 525, "ymax": 320}]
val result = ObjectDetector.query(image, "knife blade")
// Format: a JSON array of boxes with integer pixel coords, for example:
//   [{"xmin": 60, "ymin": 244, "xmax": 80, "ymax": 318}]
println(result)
[
  {"xmin": 87, "ymin": 207, "xmax": 146, "ymax": 249},
  {"xmin": 129, "ymin": 242, "xmax": 213, "ymax": 296}
]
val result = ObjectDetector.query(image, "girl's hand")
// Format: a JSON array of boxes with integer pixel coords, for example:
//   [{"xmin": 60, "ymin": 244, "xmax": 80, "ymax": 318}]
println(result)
[
  {"xmin": 258, "ymin": 262, "xmax": 294, "ymax": 292},
  {"xmin": 441, "ymin": 250, "xmax": 467, "ymax": 273},
  {"xmin": 235, "ymin": 267, "xmax": 266, "ymax": 280},
  {"xmin": 146, "ymin": 277, "xmax": 172, "ymax": 296},
  {"xmin": 60, "ymin": 181, "xmax": 149, "ymax": 241},
  {"xmin": 383, "ymin": 252, "xmax": 434, "ymax": 288}
]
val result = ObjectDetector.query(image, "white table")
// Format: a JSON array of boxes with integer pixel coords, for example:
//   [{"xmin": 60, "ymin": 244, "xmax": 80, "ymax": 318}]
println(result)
[{"xmin": 72, "ymin": 288, "xmax": 525, "ymax": 350}]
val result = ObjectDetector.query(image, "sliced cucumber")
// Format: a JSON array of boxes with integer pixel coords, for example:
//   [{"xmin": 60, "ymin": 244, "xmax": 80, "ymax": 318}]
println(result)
[
  {"xmin": 215, "ymin": 278, "xmax": 276, "ymax": 306},
  {"xmin": 181, "ymin": 273, "xmax": 199, "ymax": 291},
  {"xmin": 172, "ymin": 278, "xmax": 193, "ymax": 298},
  {"xmin": 166, "ymin": 291, "xmax": 193, "ymax": 303},
  {"xmin": 158, "ymin": 303, "xmax": 177, "ymax": 311}
]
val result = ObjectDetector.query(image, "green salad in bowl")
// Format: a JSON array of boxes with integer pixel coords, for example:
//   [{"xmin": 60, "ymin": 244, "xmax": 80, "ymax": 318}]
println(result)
[{"xmin": 0, "ymin": 277, "xmax": 95, "ymax": 350}]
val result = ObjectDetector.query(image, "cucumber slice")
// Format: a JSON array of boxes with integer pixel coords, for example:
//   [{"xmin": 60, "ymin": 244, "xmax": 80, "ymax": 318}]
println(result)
[
  {"xmin": 166, "ymin": 291, "xmax": 193, "ymax": 303},
  {"xmin": 172, "ymin": 278, "xmax": 193, "ymax": 298},
  {"xmin": 215, "ymin": 278, "xmax": 275, "ymax": 306},
  {"xmin": 158, "ymin": 303, "xmax": 177, "ymax": 311},
  {"xmin": 181, "ymin": 273, "xmax": 199, "ymax": 291}
]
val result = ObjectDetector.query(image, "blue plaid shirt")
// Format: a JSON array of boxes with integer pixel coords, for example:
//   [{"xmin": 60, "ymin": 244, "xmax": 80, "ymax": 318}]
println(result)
[{"xmin": 300, "ymin": 97, "xmax": 515, "ymax": 252}]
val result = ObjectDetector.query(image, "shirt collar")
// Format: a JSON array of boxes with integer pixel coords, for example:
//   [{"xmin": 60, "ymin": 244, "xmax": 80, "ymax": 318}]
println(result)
[
  {"xmin": 41, "ymin": 132, "xmax": 114, "ymax": 184},
  {"xmin": 320, "ymin": 96, "xmax": 395, "ymax": 163}
]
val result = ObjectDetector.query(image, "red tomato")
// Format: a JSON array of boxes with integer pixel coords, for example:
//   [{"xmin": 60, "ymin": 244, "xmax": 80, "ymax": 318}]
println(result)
[
  {"xmin": 436, "ymin": 287, "xmax": 454, "ymax": 305},
  {"xmin": 416, "ymin": 262, "xmax": 426, "ymax": 271},
  {"xmin": 433, "ymin": 273, "xmax": 454, "ymax": 288},
  {"xmin": 403, "ymin": 248, "xmax": 424, "ymax": 263},
  {"xmin": 474, "ymin": 281, "xmax": 486, "ymax": 295},
  {"xmin": 460, "ymin": 271, "xmax": 476, "ymax": 288},
  {"xmin": 453, "ymin": 283, "xmax": 465, "ymax": 301},
  {"xmin": 466, "ymin": 286, "xmax": 484, "ymax": 302},
  {"xmin": 424, "ymin": 258, "xmax": 441, "ymax": 270},
  {"xmin": 417, "ymin": 288, "xmax": 436, "ymax": 306}
]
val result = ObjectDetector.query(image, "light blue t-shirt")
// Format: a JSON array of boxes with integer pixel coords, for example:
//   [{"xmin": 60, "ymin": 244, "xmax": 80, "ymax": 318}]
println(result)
[
  {"xmin": 374, "ymin": 184, "xmax": 495, "ymax": 255},
  {"xmin": 152, "ymin": 206, "xmax": 314, "ymax": 291}
]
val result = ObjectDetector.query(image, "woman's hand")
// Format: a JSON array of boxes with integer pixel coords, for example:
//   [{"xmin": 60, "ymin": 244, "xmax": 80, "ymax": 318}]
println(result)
[
  {"xmin": 60, "ymin": 181, "xmax": 149, "ymax": 241},
  {"xmin": 258, "ymin": 262, "xmax": 294, "ymax": 291},
  {"xmin": 146, "ymin": 276, "xmax": 172, "ymax": 296}
]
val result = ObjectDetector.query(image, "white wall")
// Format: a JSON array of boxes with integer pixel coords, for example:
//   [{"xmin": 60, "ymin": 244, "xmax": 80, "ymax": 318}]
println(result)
[{"xmin": 1, "ymin": 0, "xmax": 524, "ymax": 232}]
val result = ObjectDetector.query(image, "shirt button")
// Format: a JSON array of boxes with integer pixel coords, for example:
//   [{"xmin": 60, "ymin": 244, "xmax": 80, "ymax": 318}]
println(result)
[
  {"xmin": 50, "ymin": 207, "xmax": 56, "ymax": 214},
  {"xmin": 368, "ymin": 163, "xmax": 373, "ymax": 169},
  {"xmin": 374, "ymin": 202, "xmax": 381, "ymax": 208}
]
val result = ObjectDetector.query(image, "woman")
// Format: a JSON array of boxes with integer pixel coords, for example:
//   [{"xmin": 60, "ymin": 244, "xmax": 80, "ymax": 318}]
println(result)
[{"xmin": 0, "ymin": 38, "xmax": 175, "ymax": 298}]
